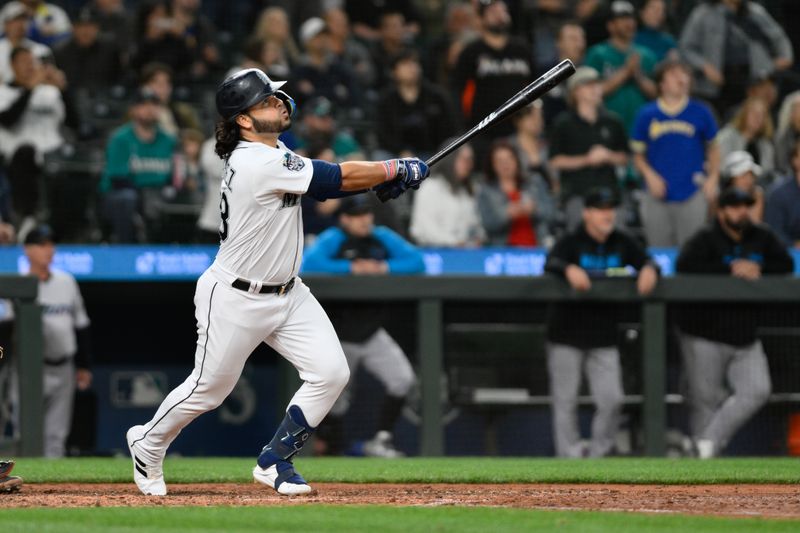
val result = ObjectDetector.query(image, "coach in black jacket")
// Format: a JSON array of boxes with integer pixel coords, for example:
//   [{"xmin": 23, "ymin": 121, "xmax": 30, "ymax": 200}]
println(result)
[
  {"xmin": 676, "ymin": 186, "xmax": 794, "ymax": 458},
  {"xmin": 544, "ymin": 187, "xmax": 659, "ymax": 457}
]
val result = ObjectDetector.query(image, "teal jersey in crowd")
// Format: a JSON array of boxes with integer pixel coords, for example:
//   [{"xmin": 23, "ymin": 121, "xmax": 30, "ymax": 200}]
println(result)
[
  {"xmin": 585, "ymin": 42, "xmax": 657, "ymax": 133},
  {"xmin": 100, "ymin": 123, "xmax": 177, "ymax": 192}
]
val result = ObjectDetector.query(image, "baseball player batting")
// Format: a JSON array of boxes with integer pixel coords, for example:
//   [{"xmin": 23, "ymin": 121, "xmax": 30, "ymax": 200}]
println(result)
[{"xmin": 126, "ymin": 68, "xmax": 430, "ymax": 496}]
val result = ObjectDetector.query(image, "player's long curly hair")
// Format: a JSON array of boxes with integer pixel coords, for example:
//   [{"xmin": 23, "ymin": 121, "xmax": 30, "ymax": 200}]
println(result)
[{"xmin": 215, "ymin": 119, "xmax": 240, "ymax": 160}]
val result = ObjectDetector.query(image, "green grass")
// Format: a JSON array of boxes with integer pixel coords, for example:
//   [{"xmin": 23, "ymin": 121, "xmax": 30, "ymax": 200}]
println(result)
[
  {"xmin": 3, "ymin": 506, "xmax": 800, "ymax": 533},
  {"xmin": 13, "ymin": 457, "xmax": 800, "ymax": 484}
]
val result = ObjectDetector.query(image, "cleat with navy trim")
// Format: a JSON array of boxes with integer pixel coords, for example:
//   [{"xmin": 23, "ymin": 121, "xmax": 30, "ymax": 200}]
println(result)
[
  {"xmin": 126, "ymin": 425, "xmax": 167, "ymax": 496},
  {"xmin": 253, "ymin": 460, "xmax": 313, "ymax": 495}
]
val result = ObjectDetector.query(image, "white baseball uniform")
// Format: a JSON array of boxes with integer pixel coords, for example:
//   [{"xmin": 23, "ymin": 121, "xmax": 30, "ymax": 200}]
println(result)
[{"xmin": 129, "ymin": 140, "xmax": 350, "ymax": 465}]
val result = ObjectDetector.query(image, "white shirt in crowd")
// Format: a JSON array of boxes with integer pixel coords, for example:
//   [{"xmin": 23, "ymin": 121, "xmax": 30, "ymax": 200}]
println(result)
[
  {"xmin": 0, "ymin": 82, "xmax": 64, "ymax": 160},
  {"xmin": 410, "ymin": 175, "xmax": 485, "ymax": 247}
]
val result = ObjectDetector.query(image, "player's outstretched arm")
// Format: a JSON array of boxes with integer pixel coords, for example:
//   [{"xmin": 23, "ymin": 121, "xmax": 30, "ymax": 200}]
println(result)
[{"xmin": 340, "ymin": 159, "xmax": 429, "ymax": 192}]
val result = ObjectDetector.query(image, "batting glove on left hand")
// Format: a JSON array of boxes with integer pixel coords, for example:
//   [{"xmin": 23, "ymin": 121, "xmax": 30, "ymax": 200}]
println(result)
[
  {"xmin": 376, "ymin": 158, "xmax": 430, "ymax": 202},
  {"xmin": 396, "ymin": 158, "xmax": 429, "ymax": 190}
]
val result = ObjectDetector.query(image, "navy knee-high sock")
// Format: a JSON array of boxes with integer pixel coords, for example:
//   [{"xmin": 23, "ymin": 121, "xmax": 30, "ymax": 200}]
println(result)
[{"xmin": 257, "ymin": 405, "xmax": 314, "ymax": 468}]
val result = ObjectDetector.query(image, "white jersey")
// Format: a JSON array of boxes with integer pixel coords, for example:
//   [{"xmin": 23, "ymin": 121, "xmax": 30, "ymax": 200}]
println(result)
[
  {"xmin": 37, "ymin": 269, "xmax": 90, "ymax": 362},
  {"xmin": 0, "ymin": 83, "xmax": 65, "ymax": 160},
  {"xmin": 212, "ymin": 140, "xmax": 313, "ymax": 285}
]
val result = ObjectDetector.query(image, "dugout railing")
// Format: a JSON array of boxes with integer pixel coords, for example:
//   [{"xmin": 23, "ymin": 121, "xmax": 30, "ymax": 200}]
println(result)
[
  {"xmin": 7, "ymin": 275, "xmax": 800, "ymax": 457},
  {"xmin": 301, "ymin": 275, "xmax": 800, "ymax": 457}
]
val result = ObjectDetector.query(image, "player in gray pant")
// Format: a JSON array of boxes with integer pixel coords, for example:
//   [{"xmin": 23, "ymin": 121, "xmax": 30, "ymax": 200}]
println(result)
[
  {"xmin": 23, "ymin": 225, "xmax": 93, "ymax": 457},
  {"xmin": 546, "ymin": 344, "xmax": 623, "ymax": 457},
  {"xmin": 544, "ymin": 188, "xmax": 659, "ymax": 457},
  {"xmin": 678, "ymin": 334, "xmax": 772, "ymax": 458},
  {"xmin": 675, "ymin": 186, "xmax": 793, "ymax": 457}
]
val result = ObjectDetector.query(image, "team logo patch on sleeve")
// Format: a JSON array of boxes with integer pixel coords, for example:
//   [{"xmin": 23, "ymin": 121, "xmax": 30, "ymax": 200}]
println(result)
[{"xmin": 283, "ymin": 152, "xmax": 306, "ymax": 171}]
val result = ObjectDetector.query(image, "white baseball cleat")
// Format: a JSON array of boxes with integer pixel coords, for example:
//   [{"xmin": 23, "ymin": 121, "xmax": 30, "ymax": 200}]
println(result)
[
  {"xmin": 126, "ymin": 425, "xmax": 167, "ymax": 496},
  {"xmin": 253, "ymin": 460, "xmax": 313, "ymax": 495},
  {"xmin": 362, "ymin": 430, "xmax": 405, "ymax": 458}
]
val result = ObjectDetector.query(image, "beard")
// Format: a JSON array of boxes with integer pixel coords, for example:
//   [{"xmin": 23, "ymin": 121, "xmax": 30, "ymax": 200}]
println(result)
[
  {"xmin": 251, "ymin": 116, "xmax": 291, "ymax": 134},
  {"xmin": 485, "ymin": 20, "xmax": 511, "ymax": 35},
  {"xmin": 724, "ymin": 216, "xmax": 750, "ymax": 232}
]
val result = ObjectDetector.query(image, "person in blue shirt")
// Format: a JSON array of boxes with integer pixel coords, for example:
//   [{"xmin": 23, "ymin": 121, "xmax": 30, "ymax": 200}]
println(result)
[
  {"xmin": 303, "ymin": 196, "xmax": 424, "ymax": 457},
  {"xmin": 632, "ymin": 59, "xmax": 720, "ymax": 247}
]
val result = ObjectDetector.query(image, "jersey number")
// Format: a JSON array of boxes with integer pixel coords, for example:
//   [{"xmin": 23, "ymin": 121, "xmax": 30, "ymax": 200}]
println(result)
[{"xmin": 219, "ymin": 192, "xmax": 229, "ymax": 242}]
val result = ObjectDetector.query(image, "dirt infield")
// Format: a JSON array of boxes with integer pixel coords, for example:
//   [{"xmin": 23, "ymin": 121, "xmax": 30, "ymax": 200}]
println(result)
[{"xmin": 1, "ymin": 483, "xmax": 799, "ymax": 517}]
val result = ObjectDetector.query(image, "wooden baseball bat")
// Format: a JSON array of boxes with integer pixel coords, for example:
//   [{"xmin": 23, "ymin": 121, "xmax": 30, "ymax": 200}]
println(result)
[{"xmin": 426, "ymin": 59, "xmax": 576, "ymax": 168}]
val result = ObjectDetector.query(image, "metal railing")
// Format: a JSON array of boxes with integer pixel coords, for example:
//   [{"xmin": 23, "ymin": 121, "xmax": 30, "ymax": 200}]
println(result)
[
  {"xmin": 303, "ymin": 275, "xmax": 800, "ymax": 456},
  {"xmin": 0, "ymin": 276, "xmax": 41, "ymax": 456}
]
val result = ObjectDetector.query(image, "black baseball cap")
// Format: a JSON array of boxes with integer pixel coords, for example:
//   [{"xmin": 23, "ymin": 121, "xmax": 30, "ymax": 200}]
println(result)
[
  {"xmin": 584, "ymin": 187, "xmax": 619, "ymax": 209},
  {"xmin": 23, "ymin": 224, "xmax": 55, "ymax": 245},
  {"xmin": 718, "ymin": 187, "xmax": 755, "ymax": 208},
  {"xmin": 338, "ymin": 196, "xmax": 372, "ymax": 216}
]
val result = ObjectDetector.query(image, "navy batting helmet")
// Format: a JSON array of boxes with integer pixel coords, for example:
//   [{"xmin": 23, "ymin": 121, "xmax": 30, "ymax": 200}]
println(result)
[{"xmin": 215, "ymin": 68, "xmax": 295, "ymax": 121}]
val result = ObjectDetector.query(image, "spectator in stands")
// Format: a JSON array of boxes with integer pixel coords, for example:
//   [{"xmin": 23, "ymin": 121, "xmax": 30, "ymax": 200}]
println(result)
[
  {"xmin": 249, "ymin": 6, "xmax": 300, "ymax": 78},
  {"xmin": 53, "ymin": 8, "xmax": 123, "ymax": 93},
  {"xmin": 23, "ymin": 224, "xmax": 93, "ymax": 457},
  {"xmin": 169, "ymin": 128, "xmax": 204, "ymax": 205},
  {"xmin": 676, "ymin": 185, "xmax": 793, "ymax": 458},
  {"xmin": 584, "ymin": 0, "xmax": 657, "ymax": 133},
  {"xmin": 226, "ymin": 37, "xmax": 288, "ymax": 81},
  {"xmin": 716, "ymin": 97, "xmax": 776, "ymax": 181},
  {"xmin": 632, "ymin": 59, "xmax": 720, "ymax": 247},
  {"xmin": 99, "ymin": 87, "xmax": 177, "ymax": 243},
  {"xmin": 634, "ymin": 0, "xmax": 677, "ymax": 62},
  {"xmin": 544, "ymin": 187, "xmax": 659, "ymax": 458},
  {"xmin": 549, "ymin": 67, "xmax": 629, "ymax": 231},
  {"xmin": 303, "ymin": 196, "xmax": 423, "ymax": 458},
  {"xmin": 376, "ymin": 51, "xmax": 457, "ymax": 161},
  {"xmin": 451, "ymin": 0, "xmax": 534, "ymax": 161},
  {"xmin": 773, "ymin": 91, "xmax": 800, "ymax": 176},
  {"xmin": 292, "ymin": 17, "xmax": 361, "ymax": 112},
  {"xmin": 369, "ymin": 10, "xmax": 415, "ymax": 91},
  {"xmin": 87, "ymin": 0, "xmax": 132, "ymax": 57},
  {"xmin": 743, "ymin": 72, "xmax": 779, "ymax": 121},
  {"xmin": 345, "ymin": 0, "xmax": 422, "ymax": 43},
  {"xmin": 528, "ymin": 0, "xmax": 573, "ymax": 72},
  {"xmin": 424, "ymin": 1, "xmax": 478, "ymax": 88},
  {"xmin": 20, "ymin": 0, "xmax": 71, "ymax": 48},
  {"xmin": 478, "ymin": 139, "xmax": 552, "ymax": 247},
  {"xmin": 169, "ymin": 0, "xmax": 220, "ymax": 81},
  {"xmin": 324, "ymin": 7, "xmax": 376, "ymax": 91},
  {"xmin": 140, "ymin": 62, "xmax": 201, "ymax": 136},
  {"xmin": 765, "ymin": 140, "xmax": 800, "ymax": 249},
  {"xmin": 507, "ymin": 101, "xmax": 558, "ymax": 243},
  {"xmin": 294, "ymin": 96, "xmax": 363, "ymax": 162},
  {"xmin": 679, "ymin": 0, "xmax": 793, "ymax": 117},
  {"xmin": 195, "ymin": 135, "xmax": 223, "ymax": 244},
  {"xmin": 0, "ymin": 45, "xmax": 73, "ymax": 238},
  {"xmin": 720, "ymin": 151, "xmax": 765, "ymax": 222},
  {"xmin": 542, "ymin": 21, "xmax": 586, "ymax": 127},
  {"xmin": 130, "ymin": 0, "xmax": 194, "ymax": 82},
  {"xmin": 410, "ymin": 141, "xmax": 484, "ymax": 247},
  {"xmin": 0, "ymin": 1, "xmax": 52, "ymax": 85}
]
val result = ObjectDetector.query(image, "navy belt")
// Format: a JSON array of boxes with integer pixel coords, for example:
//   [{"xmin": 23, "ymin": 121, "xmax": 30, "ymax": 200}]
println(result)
[{"xmin": 231, "ymin": 277, "xmax": 295, "ymax": 295}]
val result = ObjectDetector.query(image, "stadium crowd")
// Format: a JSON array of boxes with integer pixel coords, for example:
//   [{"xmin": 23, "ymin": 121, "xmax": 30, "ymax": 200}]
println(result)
[{"xmin": 0, "ymin": 0, "xmax": 797, "ymax": 250}]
